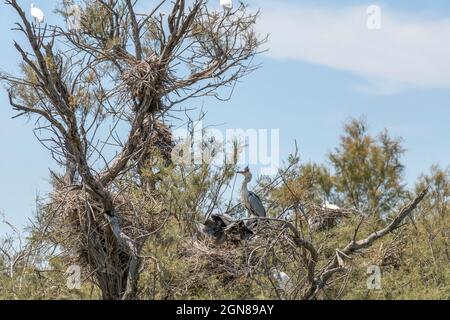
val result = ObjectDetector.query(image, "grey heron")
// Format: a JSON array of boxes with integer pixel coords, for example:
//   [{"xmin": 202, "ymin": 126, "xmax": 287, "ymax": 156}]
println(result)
[{"xmin": 236, "ymin": 166, "xmax": 266, "ymax": 218}]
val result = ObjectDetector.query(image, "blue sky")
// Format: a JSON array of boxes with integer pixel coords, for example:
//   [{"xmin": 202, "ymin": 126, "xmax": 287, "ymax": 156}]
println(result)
[{"xmin": 1, "ymin": 0, "xmax": 450, "ymax": 232}]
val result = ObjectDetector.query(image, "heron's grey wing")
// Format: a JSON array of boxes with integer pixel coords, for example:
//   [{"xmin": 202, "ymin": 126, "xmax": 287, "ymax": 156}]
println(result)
[{"xmin": 248, "ymin": 191, "xmax": 266, "ymax": 217}]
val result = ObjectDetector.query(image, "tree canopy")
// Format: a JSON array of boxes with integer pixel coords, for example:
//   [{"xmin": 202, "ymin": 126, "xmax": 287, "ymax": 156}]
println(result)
[{"xmin": 0, "ymin": 1, "xmax": 448, "ymax": 300}]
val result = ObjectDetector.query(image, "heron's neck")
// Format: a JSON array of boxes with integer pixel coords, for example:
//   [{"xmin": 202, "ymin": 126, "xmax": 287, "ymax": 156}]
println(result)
[{"xmin": 242, "ymin": 177, "xmax": 251, "ymax": 191}]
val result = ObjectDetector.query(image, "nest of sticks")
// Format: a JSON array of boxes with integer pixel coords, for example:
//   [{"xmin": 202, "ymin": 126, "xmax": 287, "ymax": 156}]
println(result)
[
  {"xmin": 183, "ymin": 239, "xmax": 255, "ymax": 283},
  {"xmin": 179, "ymin": 214, "xmax": 259, "ymax": 282},
  {"xmin": 121, "ymin": 58, "xmax": 164, "ymax": 101},
  {"xmin": 307, "ymin": 204, "xmax": 353, "ymax": 231},
  {"xmin": 140, "ymin": 120, "xmax": 174, "ymax": 166},
  {"xmin": 45, "ymin": 186, "xmax": 164, "ymax": 279},
  {"xmin": 183, "ymin": 214, "xmax": 293, "ymax": 284}
]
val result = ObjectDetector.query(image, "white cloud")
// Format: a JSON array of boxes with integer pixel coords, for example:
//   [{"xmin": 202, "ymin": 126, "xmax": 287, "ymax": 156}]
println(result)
[{"xmin": 254, "ymin": 1, "xmax": 450, "ymax": 93}]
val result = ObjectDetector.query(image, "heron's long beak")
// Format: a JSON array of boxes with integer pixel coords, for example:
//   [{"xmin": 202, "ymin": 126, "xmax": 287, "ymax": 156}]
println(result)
[{"xmin": 236, "ymin": 170, "xmax": 245, "ymax": 174}]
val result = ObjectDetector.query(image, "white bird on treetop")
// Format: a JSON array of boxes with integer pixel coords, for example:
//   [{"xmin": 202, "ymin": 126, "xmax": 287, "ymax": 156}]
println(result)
[
  {"xmin": 324, "ymin": 200, "xmax": 340, "ymax": 210},
  {"xmin": 220, "ymin": 0, "xmax": 233, "ymax": 11},
  {"xmin": 31, "ymin": 3, "xmax": 44, "ymax": 23}
]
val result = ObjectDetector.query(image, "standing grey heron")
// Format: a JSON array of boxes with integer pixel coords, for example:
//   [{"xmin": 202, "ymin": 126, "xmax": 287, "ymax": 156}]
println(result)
[{"xmin": 236, "ymin": 166, "xmax": 266, "ymax": 218}]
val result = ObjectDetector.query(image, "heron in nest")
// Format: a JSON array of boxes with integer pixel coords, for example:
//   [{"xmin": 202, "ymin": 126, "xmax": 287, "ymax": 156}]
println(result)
[{"xmin": 236, "ymin": 166, "xmax": 266, "ymax": 219}]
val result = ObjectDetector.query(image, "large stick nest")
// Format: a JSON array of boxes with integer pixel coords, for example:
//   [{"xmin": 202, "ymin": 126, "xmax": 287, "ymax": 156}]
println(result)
[
  {"xmin": 307, "ymin": 205, "xmax": 353, "ymax": 231},
  {"xmin": 45, "ymin": 187, "xmax": 165, "ymax": 279},
  {"xmin": 121, "ymin": 57, "xmax": 165, "ymax": 100},
  {"xmin": 183, "ymin": 214, "xmax": 297, "ymax": 285},
  {"xmin": 140, "ymin": 120, "xmax": 175, "ymax": 166}
]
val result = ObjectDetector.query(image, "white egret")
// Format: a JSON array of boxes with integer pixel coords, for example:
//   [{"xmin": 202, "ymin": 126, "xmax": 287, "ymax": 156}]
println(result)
[
  {"xmin": 324, "ymin": 200, "xmax": 340, "ymax": 210},
  {"xmin": 220, "ymin": 0, "xmax": 233, "ymax": 11},
  {"xmin": 31, "ymin": 3, "xmax": 44, "ymax": 23}
]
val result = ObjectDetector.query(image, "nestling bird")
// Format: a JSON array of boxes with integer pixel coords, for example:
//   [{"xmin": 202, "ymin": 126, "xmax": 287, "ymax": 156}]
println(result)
[
  {"xmin": 236, "ymin": 166, "xmax": 266, "ymax": 218},
  {"xmin": 31, "ymin": 3, "xmax": 44, "ymax": 23},
  {"xmin": 220, "ymin": 0, "xmax": 233, "ymax": 11},
  {"xmin": 324, "ymin": 200, "xmax": 340, "ymax": 210}
]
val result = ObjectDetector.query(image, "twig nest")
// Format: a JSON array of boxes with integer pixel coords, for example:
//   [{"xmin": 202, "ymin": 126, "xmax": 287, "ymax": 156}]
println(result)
[
  {"xmin": 122, "ymin": 58, "xmax": 162, "ymax": 99},
  {"xmin": 183, "ymin": 238, "xmax": 253, "ymax": 284},
  {"xmin": 46, "ymin": 187, "xmax": 163, "ymax": 271},
  {"xmin": 307, "ymin": 204, "xmax": 351, "ymax": 231}
]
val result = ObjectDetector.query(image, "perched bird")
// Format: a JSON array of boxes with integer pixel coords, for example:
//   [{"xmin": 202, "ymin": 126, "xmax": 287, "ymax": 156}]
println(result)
[
  {"xmin": 31, "ymin": 3, "xmax": 44, "ymax": 23},
  {"xmin": 220, "ymin": 0, "xmax": 233, "ymax": 11},
  {"xmin": 324, "ymin": 200, "xmax": 340, "ymax": 210},
  {"xmin": 270, "ymin": 267, "xmax": 290, "ymax": 291},
  {"xmin": 236, "ymin": 166, "xmax": 266, "ymax": 218}
]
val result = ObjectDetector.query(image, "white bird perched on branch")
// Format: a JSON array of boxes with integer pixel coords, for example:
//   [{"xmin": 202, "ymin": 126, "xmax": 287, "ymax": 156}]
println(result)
[
  {"xmin": 30, "ymin": 3, "xmax": 44, "ymax": 23},
  {"xmin": 220, "ymin": 0, "xmax": 233, "ymax": 11},
  {"xmin": 324, "ymin": 200, "xmax": 340, "ymax": 210}
]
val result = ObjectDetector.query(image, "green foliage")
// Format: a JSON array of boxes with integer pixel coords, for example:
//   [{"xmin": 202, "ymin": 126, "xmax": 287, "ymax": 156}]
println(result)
[
  {"xmin": 325, "ymin": 167, "xmax": 450, "ymax": 299},
  {"xmin": 0, "ymin": 256, "xmax": 99, "ymax": 300},
  {"xmin": 329, "ymin": 118, "xmax": 406, "ymax": 214},
  {"xmin": 270, "ymin": 160, "xmax": 333, "ymax": 207}
]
